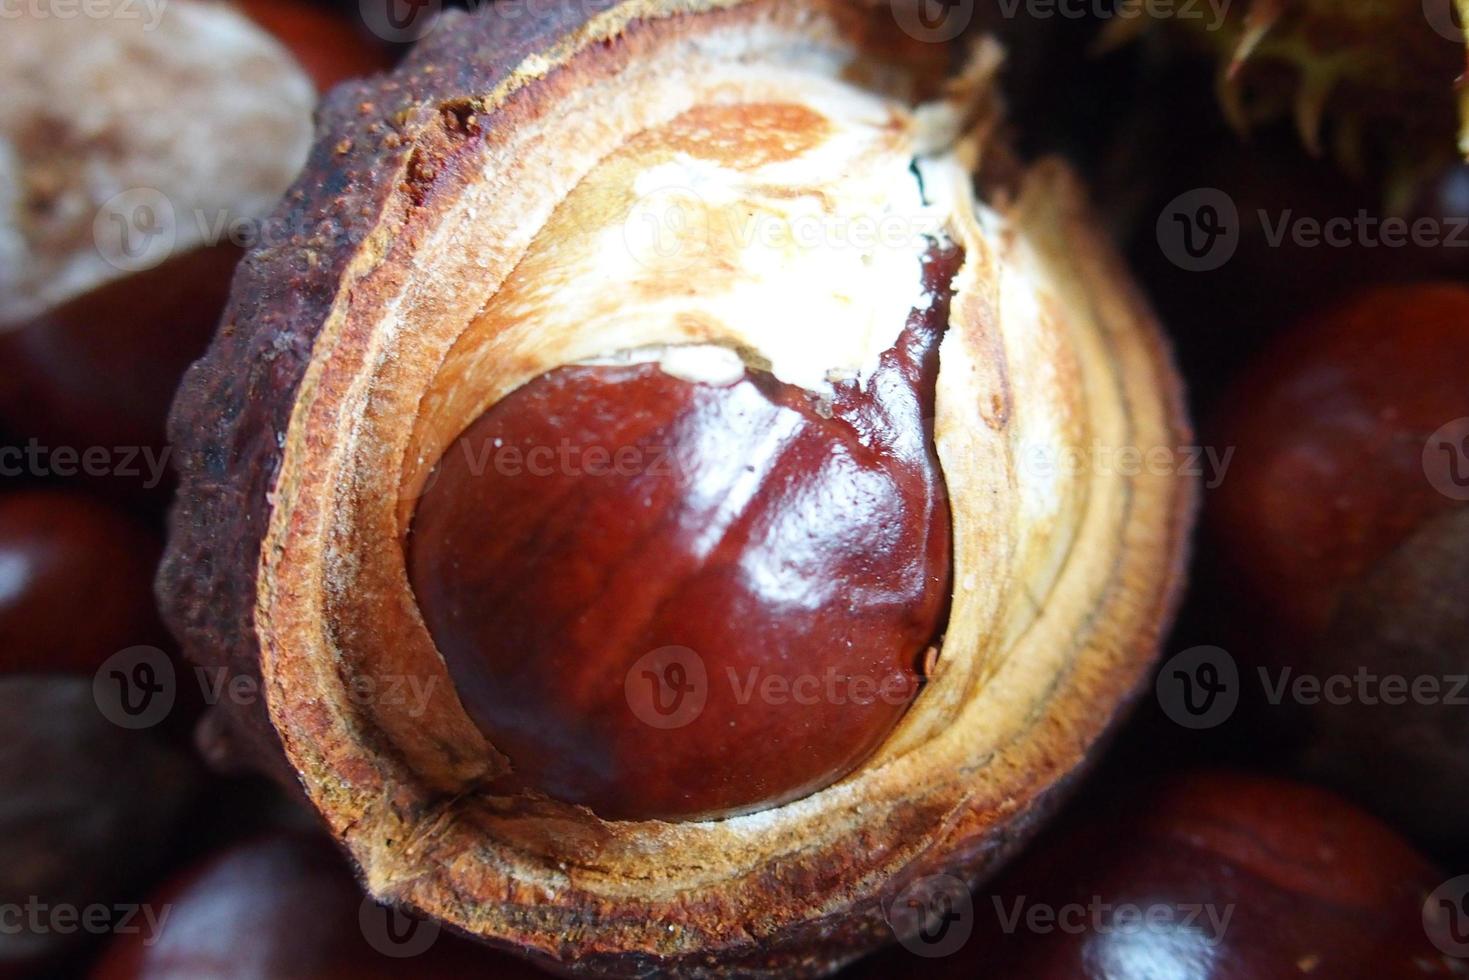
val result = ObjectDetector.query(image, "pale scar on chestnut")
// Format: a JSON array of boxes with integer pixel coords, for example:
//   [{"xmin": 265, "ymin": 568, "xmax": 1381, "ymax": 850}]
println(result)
[{"xmin": 407, "ymin": 241, "xmax": 962, "ymax": 822}]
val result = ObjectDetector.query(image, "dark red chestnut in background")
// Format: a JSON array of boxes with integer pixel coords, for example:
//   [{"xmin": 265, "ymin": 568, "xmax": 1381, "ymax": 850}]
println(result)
[
  {"xmin": 0, "ymin": 678, "xmax": 198, "ymax": 979},
  {"xmin": 1212, "ymin": 282, "xmax": 1469, "ymax": 638},
  {"xmin": 90, "ymin": 833, "xmax": 547, "ymax": 979},
  {"xmin": 408, "ymin": 244, "xmax": 960, "ymax": 822},
  {"xmin": 0, "ymin": 491, "xmax": 165, "ymax": 677},
  {"xmin": 857, "ymin": 770, "xmax": 1457, "ymax": 979},
  {"xmin": 1209, "ymin": 282, "xmax": 1469, "ymax": 848}
]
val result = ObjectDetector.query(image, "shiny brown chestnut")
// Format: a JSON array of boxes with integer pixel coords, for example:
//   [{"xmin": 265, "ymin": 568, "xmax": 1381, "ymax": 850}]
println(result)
[
  {"xmin": 157, "ymin": 2, "xmax": 1192, "ymax": 973},
  {"xmin": 408, "ymin": 244, "xmax": 959, "ymax": 821},
  {"xmin": 857, "ymin": 771, "xmax": 1457, "ymax": 979},
  {"xmin": 1210, "ymin": 283, "xmax": 1469, "ymax": 848},
  {"xmin": 90, "ymin": 833, "xmax": 546, "ymax": 980},
  {"xmin": 0, "ymin": 491, "xmax": 164, "ymax": 677}
]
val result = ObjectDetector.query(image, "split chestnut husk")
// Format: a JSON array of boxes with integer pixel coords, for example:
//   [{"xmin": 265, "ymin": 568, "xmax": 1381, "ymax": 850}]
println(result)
[{"xmin": 158, "ymin": 1, "xmax": 1194, "ymax": 975}]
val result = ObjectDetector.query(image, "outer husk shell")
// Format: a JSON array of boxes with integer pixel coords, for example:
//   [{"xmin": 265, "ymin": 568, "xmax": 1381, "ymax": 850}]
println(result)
[{"xmin": 159, "ymin": 1, "xmax": 1195, "ymax": 975}]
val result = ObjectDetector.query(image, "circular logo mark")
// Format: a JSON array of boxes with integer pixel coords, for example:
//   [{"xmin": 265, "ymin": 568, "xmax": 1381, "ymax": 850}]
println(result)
[
  {"xmin": 1156, "ymin": 188, "xmax": 1239, "ymax": 272},
  {"xmin": 1423, "ymin": 875, "xmax": 1469, "ymax": 958},
  {"xmin": 359, "ymin": 897, "xmax": 442, "ymax": 958},
  {"xmin": 1423, "ymin": 417, "xmax": 1469, "ymax": 501},
  {"xmin": 890, "ymin": 0, "xmax": 975, "ymax": 42},
  {"xmin": 1156, "ymin": 645, "xmax": 1239, "ymax": 730},
  {"xmin": 359, "ymin": 0, "xmax": 441, "ymax": 43},
  {"xmin": 1424, "ymin": 0, "xmax": 1467, "ymax": 42},
  {"xmin": 621, "ymin": 186, "xmax": 712, "ymax": 274},
  {"xmin": 624, "ymin": 645, "xmax": 708, "ymax": 730},
  {"xmin": 93, "ymin": 646, "xmax": 176, "ymax": 730},
  {"xmin": 94, "ymin": 188, "xmax": 176, "ymax": 273},
  {"xmin": 887, "ymin": 874, "xmax": 974, "ymax": 958}
]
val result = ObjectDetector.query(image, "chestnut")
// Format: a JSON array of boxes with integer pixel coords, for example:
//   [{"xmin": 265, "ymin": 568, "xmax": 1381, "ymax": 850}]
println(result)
[
  {"xmin": 0, "ymin": 0, "xmax": 383, "ymax": 492},
  {"xmin": 156, "ymin": 1, "xmax": 1193, "ymax": 973},
  {"xmin": 89, "ymin": 832, "xmax": 546, "ymax": 979},
  {"xmin": 0, "ymin": 490, "xmax": 165, "ymax": 677},
  {"xmin": 407, "ymin": 243, "xmax": 960, "ymax": 821},
  {"xmin": 856, "ymin": 770, "xmax": 1456, "ymax": 979},
  {"xmin": 0, "ymin": 677, "xmax": 198, "ymax": 978},
  {"xmin": 1209, "ymin": 282, "xmax": 1469, "ymax": 848}
]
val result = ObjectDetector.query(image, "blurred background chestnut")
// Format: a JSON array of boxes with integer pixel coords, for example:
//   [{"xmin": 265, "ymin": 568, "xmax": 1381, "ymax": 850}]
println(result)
[
  {"xmin": 1208, "ymin": 283, "xmax": 1469, "ymax": 851},
  {"xmin": 857, "ymin": 770, "xmax": 1456, "ymax": 979},
  {"xmin": 90, "ymin": 832, "xmax": 549, "ymax": 979}
]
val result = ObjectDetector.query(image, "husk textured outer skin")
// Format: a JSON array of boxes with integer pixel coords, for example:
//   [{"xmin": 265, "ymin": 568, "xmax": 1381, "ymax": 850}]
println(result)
[{"xmin": 159, "ymin": 2, "xmax": 1195, "ymax": 976}]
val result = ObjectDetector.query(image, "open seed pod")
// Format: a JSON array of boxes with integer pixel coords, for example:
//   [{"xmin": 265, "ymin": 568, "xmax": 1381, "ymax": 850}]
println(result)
[{"xmin": 158, "ymin": 1, "xmax": 1194, "ymax": 975}]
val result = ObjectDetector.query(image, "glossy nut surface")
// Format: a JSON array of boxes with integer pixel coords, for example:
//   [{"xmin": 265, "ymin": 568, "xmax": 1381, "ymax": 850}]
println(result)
[
  {"xmin": 861, "ymin": 771, "xmax": 1452, "ymax": 979},
  {"xmin": 409, "ymin": 244, "xmax": 961, "ymax": 821},
  {"xmin": 1211, "ymin": 282, "xmax": 1469, "ymax": 640}
]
